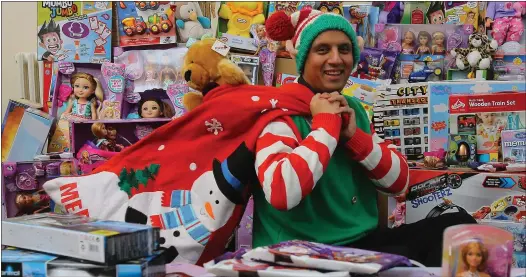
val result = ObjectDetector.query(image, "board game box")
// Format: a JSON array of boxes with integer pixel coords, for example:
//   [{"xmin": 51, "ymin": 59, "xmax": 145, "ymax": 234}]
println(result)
[
  {"xmin": 37, "ymin": 2, "xmax": 112, "ymax": 63},
  {"xmin": 2, "ymin": 213, "xmax": 160, "ymax": 264}
]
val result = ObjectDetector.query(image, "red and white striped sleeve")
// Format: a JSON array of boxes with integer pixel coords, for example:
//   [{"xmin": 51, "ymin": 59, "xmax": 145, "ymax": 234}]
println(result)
[
  {"xmin": 255, "ymin": 113, "xmax": 342, "ymax": 211},
  {"xmin": 344, "ymin": 123, "xmax": 409, "ymax": 196}
]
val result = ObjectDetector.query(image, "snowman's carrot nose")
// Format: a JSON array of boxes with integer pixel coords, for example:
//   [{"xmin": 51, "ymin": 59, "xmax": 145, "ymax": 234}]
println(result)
[{"xmin": 205, "ymin": 202, "xmax": 215, "ymax": 220}]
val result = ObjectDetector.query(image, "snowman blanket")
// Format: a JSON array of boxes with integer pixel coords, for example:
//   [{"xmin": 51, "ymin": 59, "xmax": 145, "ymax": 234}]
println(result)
[{"xmin": 43, "ymin": 83, "xmax": 314, "ymax": 265}]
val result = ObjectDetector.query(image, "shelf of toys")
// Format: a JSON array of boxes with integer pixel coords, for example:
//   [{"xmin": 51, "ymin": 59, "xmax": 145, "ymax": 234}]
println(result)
[{"xmin": 2, "ymin": 1, "xmax": 526, "ymax": 275}]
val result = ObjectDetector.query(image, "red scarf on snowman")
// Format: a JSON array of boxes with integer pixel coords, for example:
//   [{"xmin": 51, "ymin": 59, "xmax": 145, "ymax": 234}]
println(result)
[{"xmin": 44, "ymin": 83, "xmax": 317, "ymax": 265}]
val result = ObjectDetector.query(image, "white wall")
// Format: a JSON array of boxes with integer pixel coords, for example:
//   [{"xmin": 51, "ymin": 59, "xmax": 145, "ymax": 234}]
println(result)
[{"xmin": 1, "ymin": 2, "xmax": 37, "ymax": 115}]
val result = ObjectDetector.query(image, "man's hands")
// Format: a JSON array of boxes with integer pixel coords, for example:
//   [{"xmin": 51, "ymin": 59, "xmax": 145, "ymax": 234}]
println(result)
[{"xmin": 314, "ymin": 92, "xmax": 357, "ymax": 140}]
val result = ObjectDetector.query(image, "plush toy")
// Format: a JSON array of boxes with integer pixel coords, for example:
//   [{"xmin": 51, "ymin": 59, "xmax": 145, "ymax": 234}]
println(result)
[
  {"xmin": 174, "ymin": 2, "xmax": 213, "ymax": 43},
  {"xmin": 181, "ymin": 38, "xmax": 250, "ymax": 111},
  {"xmin": 486, "ymin": 2, "xmax": 526, "ymax": 46},
  {"xmin": 451, "ymin": 33, "xmax": 498, "ymax": 78},
  {"xmin": 218, "ymin": 2, "xmax": 266, "ymax": 38}
]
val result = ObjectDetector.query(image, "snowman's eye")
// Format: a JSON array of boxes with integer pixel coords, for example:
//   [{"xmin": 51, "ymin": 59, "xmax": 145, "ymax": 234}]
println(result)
[
  {"xmin": 209, "ymin": 190, "xmax": 213, "ymax": 194},
  {"xmin": 215, "ymin": 200, "xmax": 219, "ymax": 204}
]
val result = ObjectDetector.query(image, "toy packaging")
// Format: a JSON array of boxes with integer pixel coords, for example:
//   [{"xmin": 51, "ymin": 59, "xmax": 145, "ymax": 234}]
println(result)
[
  {"xmin": 478, "ymin": 220, "xmax": 526, "ymax": 268},
  {"xmin": 1, "ymin": 100, "xmax": 43, "ymax": 158},
  {"xmin": 375, "ymin": 24, "xmax": 471, "ymax": 55},
  {"xmin": 117, "ymin": 1, "xmax": 177, "ymax": 47},
  {"xmin": 373, "ymin": 2, "xmax": 404, "ymax": 24},
  {"xmin": 275, "ymin": 72, "xmax": 298, "ymax": 87},
  {"xmin": 342, "ymin": 77, "xmax": 386, "ymax": 121},
  {"xmin": 2, "ymin": 108, "xmax": 55, "ymax": 163},
  {"xmin": 448, "ymin": 92, "xmax": 526, "ymax": 163},
  {"xmin": 229, "ymin": 54, "xmax": 259, "ymax": 85},
  {"xmin": 446, "ymin": 134, "xmax": 477, "ymax": 167},
  {"xmin": 344, "ymin": 5, "xmax": 380, "ymax": 48},
  {"xmin": 210, "ymin": 240, "xmax": 412, "ymax": 275},
  {"xmin": 351, "ymin": 47, "xmax": 397, "ymax": 81},
  {"xmin": 1, "ymin": 248, "xmax": 166, "ymax": 277},
  {"xmin": 217, "ymin": 2, "xmax": 267, "ymax": 52},
  {"xmin": 392, "ymin": 54, "xmax": 445, "ymax": 84},
  {"xmin": 2, "ymin": 159, "xmax": 78, "ymax": 218},
  {"xmin": 444, "ymin": 2, "xmax": 479, "ymax": 32},
  {"xmin": 373, "ymin": 82, "xmax": 430, "ymax": 160},
  {"xmin": 502, "ymin": 129, "xmax": 526, "ymax": 163},
  {"xmin": 441, "ymin": 224, "xmax": 514, "ymax": 277},
  {"xmin": 70, "ymin": 119, "xmax": 171, "ymax": 174},
  {"xmin": 2, "ymin": 213, "xmax": 159, "ymax": 264},
  {"xmin": 235, "ymin": 197, "xmax": 254, "ymax": 251},
  {"xmin": 405, "ymin": 169, "xmax": 525, "ymax": 224},
  {"xmin": 493, "ymin": 54, "xmax": 526, "ymax": 81},
  {"xmin": 37, "ymin": 2, "xmax": 112, "ymax": 63},
  {"xmin": 427, "ymin": 81, "xmax": 526, "ymax": 152},
  {"xmin": 401, "ymin": 2, "xmax": 430, "ymax": 24}
]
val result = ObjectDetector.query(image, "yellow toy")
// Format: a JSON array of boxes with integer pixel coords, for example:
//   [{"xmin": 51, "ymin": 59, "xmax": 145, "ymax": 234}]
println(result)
[
  {"xmin": 218, "ymin": 2, "xmax": 266, "ymax": 38},
  {"xmin": 182, "ymin": 38, "xmax": 250, "ymax": 111}
]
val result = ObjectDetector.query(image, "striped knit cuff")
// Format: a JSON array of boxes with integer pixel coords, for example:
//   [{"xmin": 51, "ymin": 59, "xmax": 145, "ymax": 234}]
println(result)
[
  {"xmin": 311, "ymin": 113, "xmax": 342, "ymax": 139},
  {"xmin": 345, "ymin": 128, "xmax": 373, "ymax": 160}
]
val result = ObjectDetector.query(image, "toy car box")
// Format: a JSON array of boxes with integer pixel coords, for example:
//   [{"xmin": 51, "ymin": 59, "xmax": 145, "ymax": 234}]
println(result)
[
  {"xmin": 406, "ymin": 169, "xmax": 525, "ymax": 224},
  {"xmin": 1, "ymin": 248, "xmax": 166, "ymax": 277},
  {"xmin": 2, "ymin": 108, "xmax": 55, "ymax": 162},
  {"xmin": 2, "ymin": 213, "xmax": 160, "ymax": 264},
  {"xmin": 37, "ymin": 2, "xmax": 112, "ymax": 63}
]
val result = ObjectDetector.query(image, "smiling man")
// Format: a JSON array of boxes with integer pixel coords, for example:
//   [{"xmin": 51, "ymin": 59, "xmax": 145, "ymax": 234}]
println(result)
[{"xmin": 249, "ymin": 8, "xmax": 476, "ymax": 267}]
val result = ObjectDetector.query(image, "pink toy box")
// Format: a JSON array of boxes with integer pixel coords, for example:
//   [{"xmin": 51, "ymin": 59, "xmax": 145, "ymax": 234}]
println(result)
[
  {"xmin": 2, "ymin": 159, "xmax": 78, "ymax": 218},
  {"xmin": 235, "ymin": 197, "xmax": 254, "ymax": 250}
]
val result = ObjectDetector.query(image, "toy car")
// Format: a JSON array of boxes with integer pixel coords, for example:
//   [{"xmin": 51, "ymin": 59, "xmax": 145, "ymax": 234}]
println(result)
[
  {"xmin": 135, "ymin": 1, "xmax": 159, "ymax": 11},
  {"xmin": 458, "ymin": 116, "xmax": 476, "ymax": 129},
  {"xmin": 148, "ymin": 13, "xmax": 172, "ymax": 34},
  {"xmin": 122, "ymin": 17, "xmax": 147, "ymax": 36},
  {"xmin": 408, "ymin": 61, "xmax": 442, "ymax": 83}
]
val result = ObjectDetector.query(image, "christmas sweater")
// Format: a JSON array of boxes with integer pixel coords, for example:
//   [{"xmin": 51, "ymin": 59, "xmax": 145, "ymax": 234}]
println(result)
[{"xmin": 43, "ymin": 83, "xmax": 317, "ymax": 266}]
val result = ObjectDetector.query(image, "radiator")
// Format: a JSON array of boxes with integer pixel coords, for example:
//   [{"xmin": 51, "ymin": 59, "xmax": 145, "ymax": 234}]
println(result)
[{"xmin": 15, "ymin": 52, "xmax": 42, "ymax": 105}]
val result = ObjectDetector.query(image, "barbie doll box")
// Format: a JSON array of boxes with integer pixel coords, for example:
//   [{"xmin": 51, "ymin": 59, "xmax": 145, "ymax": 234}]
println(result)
[
  {"xmin": 2, "ymin": 108, "xmax": 55, "ymax": 163},
  {"xmin": 405, "ymin": 169, "xmax": 526, "ymax": 225},
  {"xmin": 2, "ymin": 213, "xmax": 160, "ymax": 264},
  {"xmin": 1, "ymin": 248, "xmax": 166, "ymax": 277},
  {"xmin": 478, "ymin": 220, "xmax": 526, "ymax": 268},
  {"xmin": 428, "ymin": 80, "xmax": 526, "ymax": 152}
]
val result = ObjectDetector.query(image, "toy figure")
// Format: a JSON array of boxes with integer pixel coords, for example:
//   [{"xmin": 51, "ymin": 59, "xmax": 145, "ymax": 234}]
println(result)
[
  {"xmin": 60, "ymin": 161, "xmax": 74, "ymax": 176},
  {"xmin": 476, "ymin": 113, "xmax": 506, "ymax": 156},
  {"xmin": 63, "ymin": 73, "xmax": 104, "ymax": 120},
  {"xmin": 91, "ymin": 122, "xmax": 112, "ymax": 151},
  {"xmin": 144, "ymin": 64, "xmax": 159, "ymax": 89},
  {"xmin": 15, "ymin": 190, "xmax": 51, "ymax": 215},
  {"xmin": 252, "ymin": 24, "xmax": 277, "ymax": 86},
  {"xmin": 37, "ymin": 19, "xmax": 67, "ymax": 62},
  {"xmin": 431, "ymin": 32, "xmax": 446, "ymax": 55},
  {"xmin": 80, "ymin": 150, "xmax": 92, "ymax": 165},
  {"xmin": 106, "ymin": 126, "xmax": 125, "ymax": 152},
  {"xmin": 415, "ymin": 31, "xmax": 432, "ymax": 54},
  {"xmin": 138, "ymin": 98, "xmax": 166, "ymax": 118},
  {"xmin": 401, "ymin": 31, "xmax": 416, "ymax": 54},
  {"xmin": 456, "ymin": 241, "xmax": 490, "ymax": 277},
  {"xmin": 160, "ymin": 67, "xmax": 179, "ymax": 89},
  {"xmin": 388, "ymin": 194, "xmax": 406, "ymax": 228},
  {"xmin": 486, "ymin": 2, "xmax": 526, "ymax": 46},
  {"xmin": 426, "ymin": 2, "xmax": 445, "ymax": 24}
]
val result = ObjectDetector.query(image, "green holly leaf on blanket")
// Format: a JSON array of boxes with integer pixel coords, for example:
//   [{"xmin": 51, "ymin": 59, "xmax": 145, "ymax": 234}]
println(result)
[{"xmin": 118, "ymin": 164, "xmax": 161, "ymax": 196}]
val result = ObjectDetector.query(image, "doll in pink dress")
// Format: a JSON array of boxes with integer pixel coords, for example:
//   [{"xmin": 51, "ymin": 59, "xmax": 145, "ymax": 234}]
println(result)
[
  {"xmin": 486, "ymin": 2, "xmax": 526, "ymax": 46},
  {"xmin": 389, "ymin": 194, "xmax": 406, "ymax": 227}
]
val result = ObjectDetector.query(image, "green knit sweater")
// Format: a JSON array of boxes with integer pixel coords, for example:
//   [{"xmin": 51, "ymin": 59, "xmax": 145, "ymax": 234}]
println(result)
[{"xmin": 252, "ymin": 95, "xmax": 379, "ymax": 248}]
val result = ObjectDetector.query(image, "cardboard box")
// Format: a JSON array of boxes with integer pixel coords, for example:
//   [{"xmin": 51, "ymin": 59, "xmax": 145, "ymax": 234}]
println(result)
[
  {"xmin": 2, "ymin": 213, "xmax": 159, "ymax": 264},
  {"xmin": 406, "ymin": 169, "xmax": 526, "ymax": 224},
  {"xmin": 1, "ymin": 248, "xmax": 166, "ymax": 276},
  {"xmin": 428, "ymin": 81, "xmax": 526, "ymax": 152},
  {"xmin": 37, "ymin": 2, "xmax": 112, "ymax": 63},
  {"xmin": 2, "ymin": 108, "xmax": 55, "ymax": 162},
  {"xmin": 478, "ymin": 220, "xmax": 526, "ymax": 268}
]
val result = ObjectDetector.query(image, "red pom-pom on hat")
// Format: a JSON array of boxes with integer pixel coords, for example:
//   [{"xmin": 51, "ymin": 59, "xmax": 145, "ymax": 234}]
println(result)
[{"xmin": 266, "ymin": 11, "xmax": 295, "ymax": 41}]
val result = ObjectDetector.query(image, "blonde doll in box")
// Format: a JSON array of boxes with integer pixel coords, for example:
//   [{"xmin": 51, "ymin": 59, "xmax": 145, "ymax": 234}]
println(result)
[
  {"xmin": 63, "ymin": 73, "xmax": 104, "ymax": 120},
  {"xmin": 476, "ymin": 113, "xmax": 507, "ymax": 158}
]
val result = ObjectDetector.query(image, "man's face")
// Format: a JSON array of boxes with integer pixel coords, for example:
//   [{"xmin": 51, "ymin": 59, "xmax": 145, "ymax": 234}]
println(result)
[
  {"xmin": 303, "ymin": 30, "xmax": 354, "ymax": 92},
  {"xmin": 40, "ymin": 32, "xmax": 62, "ymax": 54}
]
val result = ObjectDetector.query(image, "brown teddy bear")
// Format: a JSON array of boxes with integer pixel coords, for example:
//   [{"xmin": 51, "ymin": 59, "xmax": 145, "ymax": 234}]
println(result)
[{"xmin": 182, "ymin": 38, "xmax": 250, "ymax": 111}]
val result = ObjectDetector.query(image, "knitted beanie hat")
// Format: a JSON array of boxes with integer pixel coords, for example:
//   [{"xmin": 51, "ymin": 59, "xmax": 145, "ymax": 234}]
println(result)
[{"xmin": 266, "ymin": 9, "xmax": 361, "ymax": 74}]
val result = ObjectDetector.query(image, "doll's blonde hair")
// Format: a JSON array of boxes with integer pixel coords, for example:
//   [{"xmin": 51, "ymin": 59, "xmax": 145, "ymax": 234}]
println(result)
[
  {"xmin": 71, "ymin": 73, "xmax": 104, "ymax": 103},
  {"xmin": 460, "ymin": 241, "xmax": 488, "ymax": 272},
  {"xmin": 91, "ymin": 122, "xmax": 107, "ymax": 139},
  {"xmin": 433, "ymin": 31, "xmax": 445, "ymax": 40},
  {"xmin": 60, "ymin": 161, "xmax": 73, "ymax": 175}
]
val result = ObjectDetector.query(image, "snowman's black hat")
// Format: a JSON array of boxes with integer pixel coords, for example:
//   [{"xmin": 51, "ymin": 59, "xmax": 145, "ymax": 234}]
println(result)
[{"xmin": 212, "ymin": 142, "xmax": 257, "ymax": 205}]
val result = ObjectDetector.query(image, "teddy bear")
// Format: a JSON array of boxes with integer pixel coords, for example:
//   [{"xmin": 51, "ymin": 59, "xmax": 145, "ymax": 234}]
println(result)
[
  {"xmin": 451, "ymin": 33, "xmax": 498, "ymax": 78},
  {"xmin": 181, "ymin": 38, "xmax": 250, "ymax": 111}
]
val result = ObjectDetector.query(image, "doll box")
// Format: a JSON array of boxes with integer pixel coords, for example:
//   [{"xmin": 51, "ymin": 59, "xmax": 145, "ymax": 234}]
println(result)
[
  {"xmin": 444, "ymin": 2, "xmax": 479, "ymax": 30},
  {"xmin": 478, "ymin": 220, "xmax": 526, "ymax": 268},
  {"xmin": 373, "ymin": 82, "xmax": 429, "ymax": 160},
  {"xmin": 1, "ymin": 248, "xmax": 166, "ymax": 277},
  {"xmin": 37, "ymin": 2, "xmax": 112, "ymax": 63},
  {"xmin": 235, "ymin": 197, "xmax": 254, "ymax": 251},
  {"xmin": 2, "ymin": 213, "xmax": 159, "ymax": 264},
  {"xmin": 405, "ymin": 169, "xmax": 526, "ymax": 225},
  {"xmin": 117, "ymin": 1, "xmax": 177, "ymax": 47},
  {"xmin": 401, "ymin": 2, "xmax": 430, "ymax": 24},
  {"xmin": 2, "ymin": 159, "xmax": 78, "ymax": 218},
  {"xmin": 428, "ymin": 81, "xmax": 526, "ymax": 152},
  {"xmin": 2, "ymin": 108, "xmax": 55, "ymax": 163}
]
